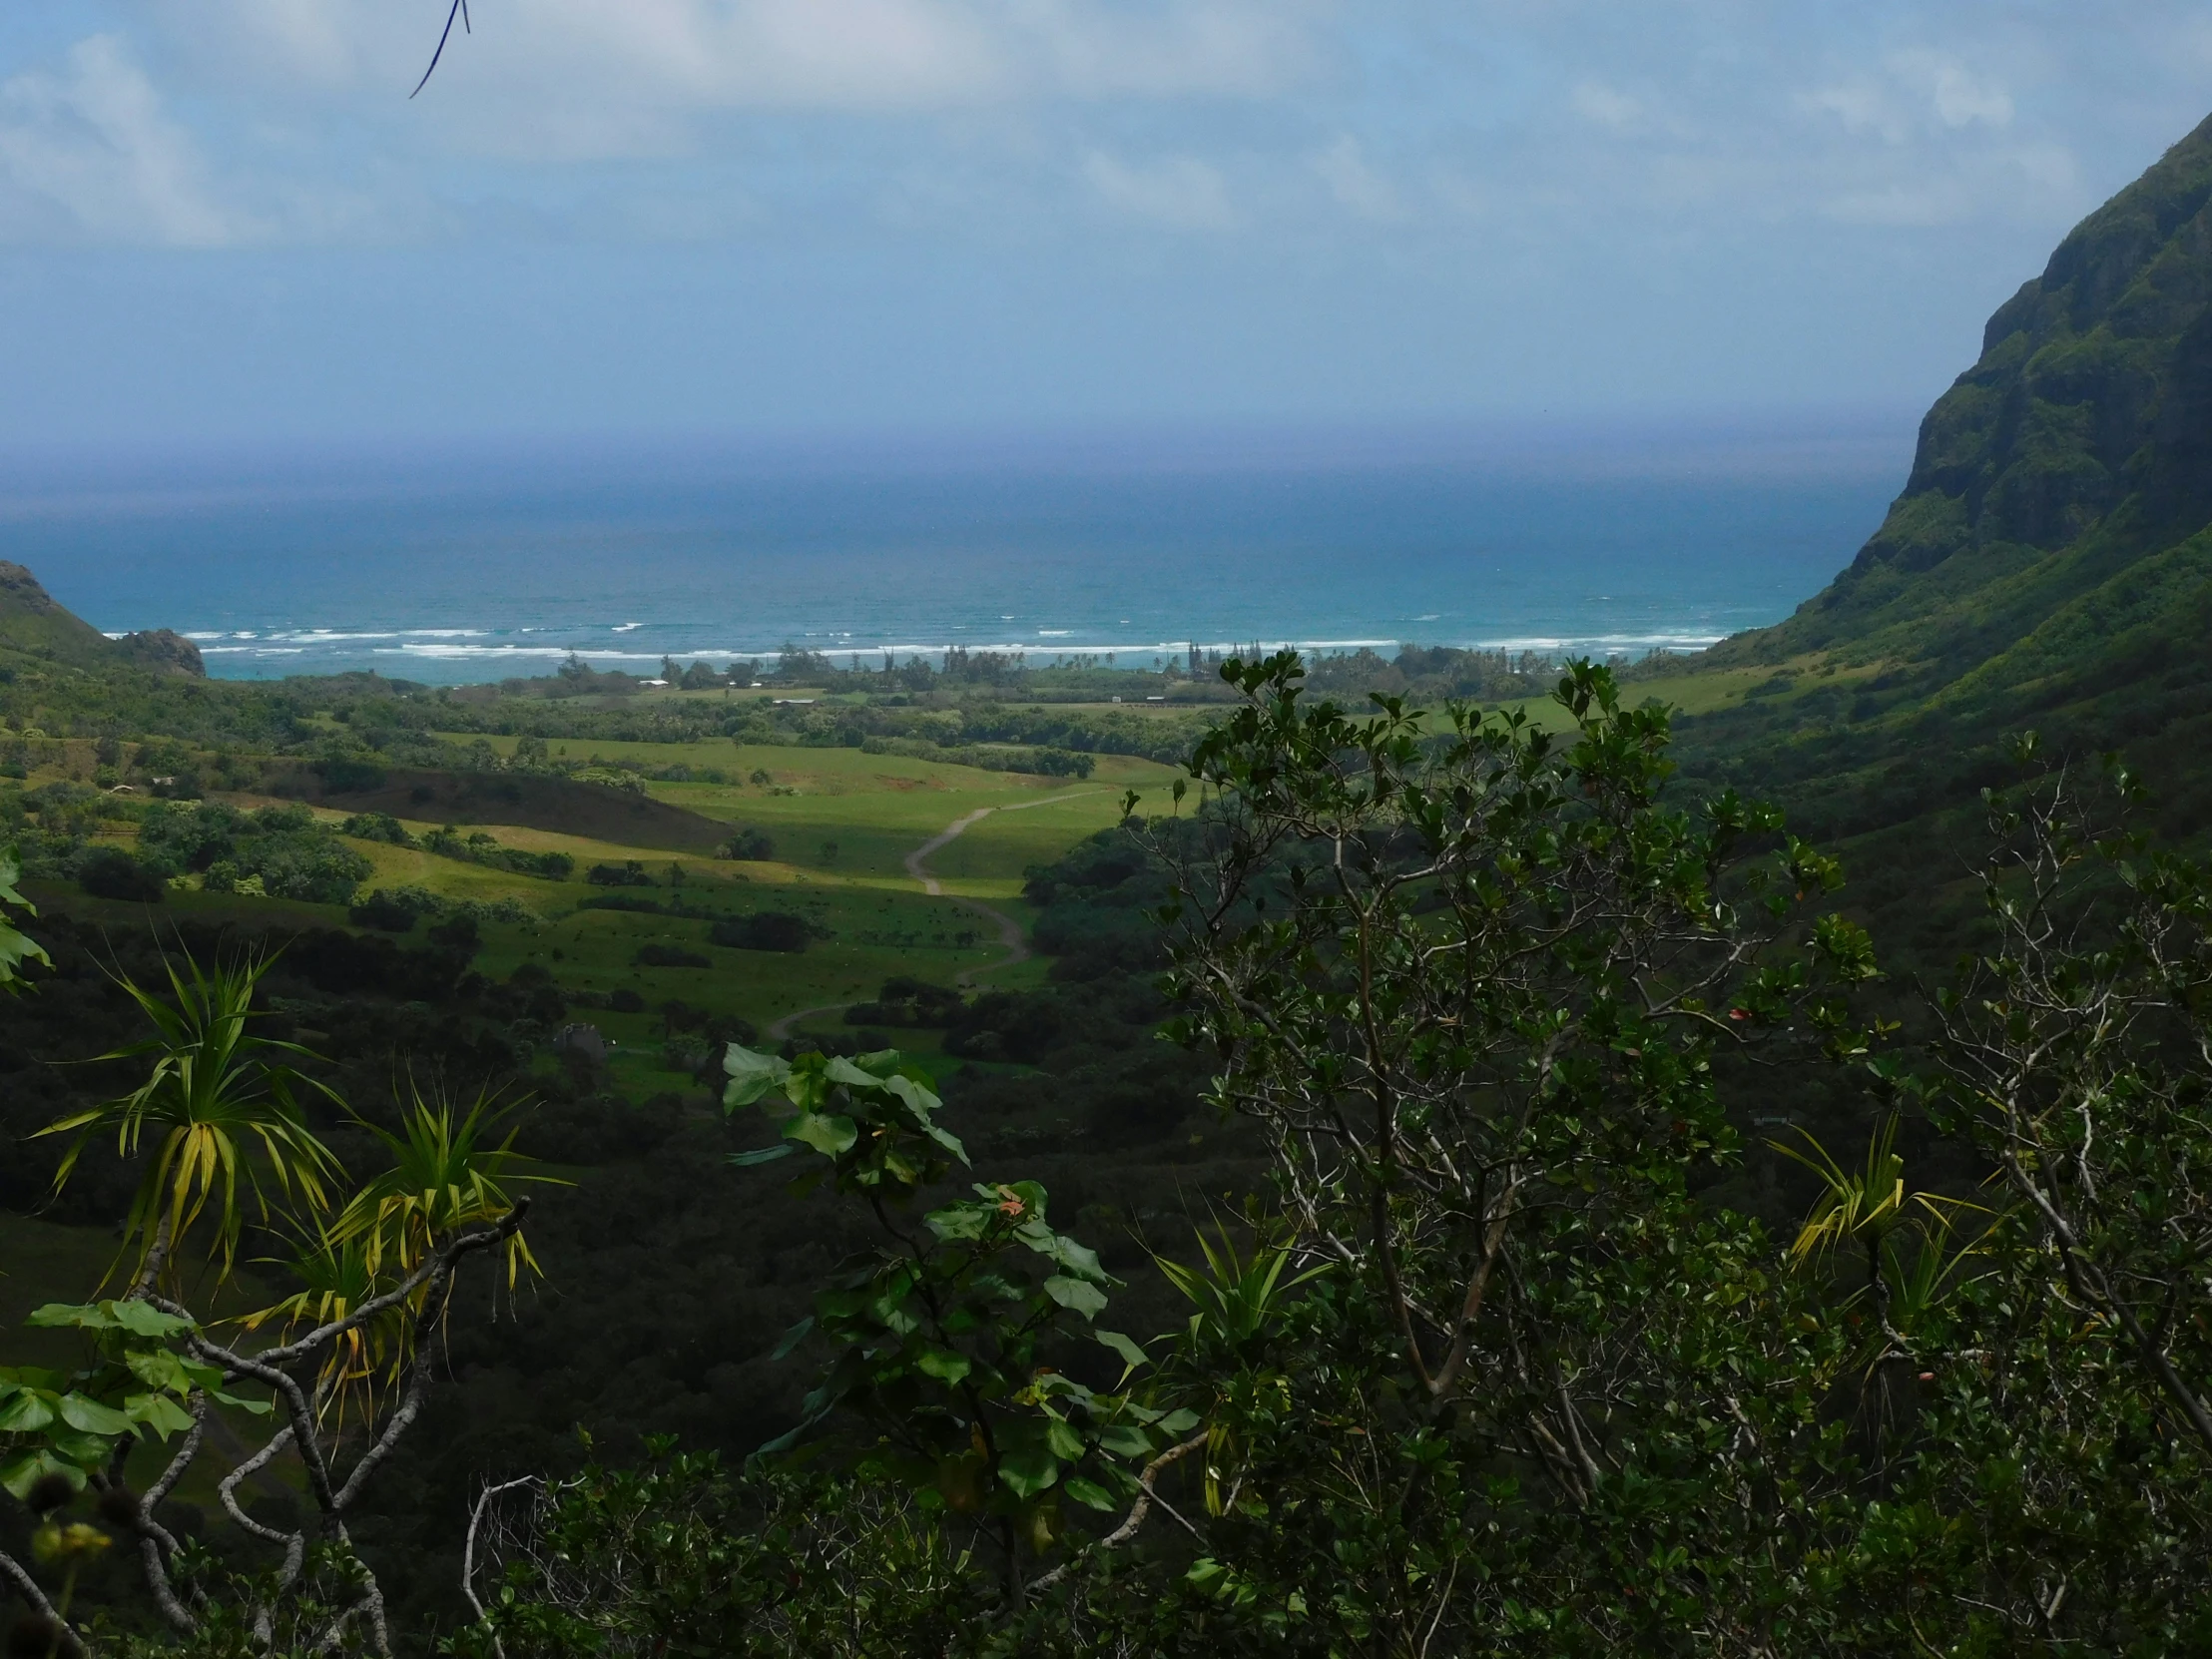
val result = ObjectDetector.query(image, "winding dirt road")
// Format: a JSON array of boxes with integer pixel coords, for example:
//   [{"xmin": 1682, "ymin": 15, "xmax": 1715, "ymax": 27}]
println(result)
[{"xmin": 763, "ymin": 792, "xmax": 1102, "ymax": 1042}]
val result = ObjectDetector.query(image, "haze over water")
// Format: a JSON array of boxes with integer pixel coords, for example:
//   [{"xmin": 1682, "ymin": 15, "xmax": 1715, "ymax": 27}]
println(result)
[{"xmin": 4, "ymin": 422, "xmax": 1906, "ymax": 685}]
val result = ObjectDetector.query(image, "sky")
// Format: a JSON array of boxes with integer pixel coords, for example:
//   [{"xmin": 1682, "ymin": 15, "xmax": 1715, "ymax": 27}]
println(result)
[{"xmin": 0, "ymin": 3, "xmax": 2208, "ymax": 450}]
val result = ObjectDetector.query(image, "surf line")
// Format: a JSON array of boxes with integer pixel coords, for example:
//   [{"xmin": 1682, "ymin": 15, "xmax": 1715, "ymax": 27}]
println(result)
[{"xmin": 764, "ymin": 791, "xmax": 1107, "ymax": 1042}]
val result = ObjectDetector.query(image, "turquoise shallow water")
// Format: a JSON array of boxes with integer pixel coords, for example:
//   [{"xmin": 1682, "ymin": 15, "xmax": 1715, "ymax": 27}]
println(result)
[{"xmin": 0, "ymin": 432, "xmax": 1899, "ymax": 684}]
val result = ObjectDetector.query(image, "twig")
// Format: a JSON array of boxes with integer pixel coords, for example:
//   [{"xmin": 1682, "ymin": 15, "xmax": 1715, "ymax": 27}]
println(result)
[
  {"xmin": 1028, "ymin": 1432, "xmax": 1208, "ymax": 1593},
  {"xmin": 464, "ymin": 1476, "xmax": 543, "ymax": 1622},
  {"xmin": 411, "ymin": 0, "xmax": 472, "ymax": 98}
]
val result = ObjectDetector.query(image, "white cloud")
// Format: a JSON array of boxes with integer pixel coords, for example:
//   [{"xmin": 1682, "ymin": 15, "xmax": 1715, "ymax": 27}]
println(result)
[
  {"xmin": 0, "ymin": 35, "xmax": 251, "ymax": 246},
  {"xmin": 1801, "ymin": 80, "xmax": 1907, "ymax": 144},
  {"xmin": 1570, "ymin": 79, "xmax": 1641, "ymax": 130},
  {"xmin": 1886, "ymin": 49, "xmax": 2012, "ymax": 130},
  {"xmin": 1313, "ymin": 136, "xmax": 1404, "ymax": 221},
  {"xmin": 1083, "ymin": 150, "xmax": 1235, "ymax": 230}
]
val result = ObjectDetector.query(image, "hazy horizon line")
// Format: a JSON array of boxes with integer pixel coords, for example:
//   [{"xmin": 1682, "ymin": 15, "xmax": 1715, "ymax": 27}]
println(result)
[{"xmin": 0, "ymin": 403, "xmax": 1921, "ymax": 512}]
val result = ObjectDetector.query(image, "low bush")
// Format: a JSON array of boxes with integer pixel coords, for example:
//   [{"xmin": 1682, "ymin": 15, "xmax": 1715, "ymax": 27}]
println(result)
[
  {"xmin": 719, "ymin": 827, "xmax": 776, "ymax": 860},
  {"xmin": 348, "ymin": 891, "xmax": 418, "ymax": 932},
  {"xmin": 339, "ymin": 811, "xmax": 416, "ymax": 846}
]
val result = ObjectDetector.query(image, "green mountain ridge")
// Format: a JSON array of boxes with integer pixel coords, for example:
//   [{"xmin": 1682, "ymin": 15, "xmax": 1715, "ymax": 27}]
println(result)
[
  {"xmin": 0, "ymin": 560, "xmax": 204, "ymax": 678},
  {"xmin": 1708, "ymin": 109, "xmax": 2212, "ymax": 723},
  {"xmin": 1663, "ymin": 109, "xmax": 2212, "ymax": 913}
]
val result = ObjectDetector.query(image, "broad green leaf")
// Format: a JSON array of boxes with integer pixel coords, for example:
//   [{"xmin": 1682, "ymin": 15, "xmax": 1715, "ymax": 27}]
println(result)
[
  {"xmin": 871, "ymin": 1293, "xmax": 923, "ymax": 1337},
  {"xmin": 721, "ymin": 1045, "xmax": 789, "ymax": 1111},
  {"xmin": 1186, "ymin": 1557, "xmax": 1228, "ymax": 1590},
  {"xmin": 1098, "ymin": 1424, "xmax": 1153, "ymax": 1459},
  {"xmin": 1046, "ymin": 1418, "xmax": 1086, "ymax": 1461},
  {"xmin": 916, "ymin": 1347, "xmax": 973, "ymax": 1385},
  {"xmin": 1044, "ymin": 1276, "xmax": 1108, "ymax": 1319},
  {"xmin": 109, "ymin": 1300, "xmax": 194, "ymax": 1339},
  {"xmin": 771, "ymin": 1316, "xmax": 816, "ymax": 1362},
  {"xmin": 1063, "ymin": 1475, "xmax": 1117, "ymax": 1512},
  {"xmin": 920, "ymin": 1122, "xmax": 970, "ymax": 1165},
  {"xmin": 57, "ymin": 1393, "xmax": 135, "ymax": 1436},
  {"xmin": 45, "ymin": 1428, "xmax": 112, "ymax": 1465},
  {"xmin": 880, "ymin": 1072, "xmax": 944, "ymax": 1117},
  {"xmin": 1158, "ymin": 1408, "xmax": 1202, "ymax": 1434},
  {"xmin": 125, "ymin": 1391, "xmax": 197, "ymax": 1436},
  {"xmin": 0, "ymin": 1390, "xmax": 56, "ymax": 1433},
  {"xmin": 824, "ymin": 1055, "xmax": 885, "ymax": 1091},
  {"xmin": 126, "ymin": 1349, "xmax": 192, "ymax": 1391},
  {"xmin": 786, "ymin": 1112, "xmax": 858, "ymax": 1158},
  {"xmin": 997, "ymin": 1444, "xmax": 1060, "ymax": 1498},
  {"xmin": 723, "ymin": 1074, "xmax": 777, "ymax": 1111},
  {"xmin": 926, "ymin": 1202, "xmax": 995, "ymax": 1242},
  {"xmin": 1048, "ymin": 1235, "xmax": 1107, "ymax": 1282},
  {"xmin": 27, "ymin": 1302, "xmax": 118, "ymax": 1332},
  {"xmin": 1095, "ymin": 1330, "xmax": 1149, "ymax": 1370},
  {"xmin": 0, "ymin": 924, "xmax": 47, "ymax": 986}
]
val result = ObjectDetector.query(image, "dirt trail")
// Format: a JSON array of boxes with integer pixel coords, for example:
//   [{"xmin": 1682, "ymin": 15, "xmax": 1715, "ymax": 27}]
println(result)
[{"xmin": 763, "ymin": 792, "xmax": 1103, "ymax": 1042}]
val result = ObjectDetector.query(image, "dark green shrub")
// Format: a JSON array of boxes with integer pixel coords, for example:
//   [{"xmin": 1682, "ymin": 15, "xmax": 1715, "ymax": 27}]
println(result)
[
  {"xmin": 710, "ymin": 912, "xmax": 809, "ymax": 952},
  {"xmin": 78, "ymin": 847, "xmax": 164, "ymax": 902},
  {"xmin": 635, "ymin": 943, "xmax": 711, "ymax": 969}
]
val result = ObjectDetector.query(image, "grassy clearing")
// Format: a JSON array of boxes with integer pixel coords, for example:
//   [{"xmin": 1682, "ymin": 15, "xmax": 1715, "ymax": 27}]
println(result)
[
  {"xmin": 56, "ymin": 734, "xmax": 1167, "ymax": 1043},
  {"xmin": 439, "ymin": 736, "xmax": 1174, "ymax": 889},
  {"xmin": 494, "ymin": 878, "xmax": 1004, "ymax": 1042}
]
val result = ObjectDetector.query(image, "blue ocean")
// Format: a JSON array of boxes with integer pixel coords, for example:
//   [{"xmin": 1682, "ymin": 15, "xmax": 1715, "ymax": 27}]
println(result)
[{"xmin": 0, "ymin": 423, "xmax": 1906, "ymax": 684}]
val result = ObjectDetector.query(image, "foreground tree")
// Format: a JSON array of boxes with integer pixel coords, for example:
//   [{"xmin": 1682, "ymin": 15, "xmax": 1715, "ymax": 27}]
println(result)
[{"xmin": 3, "ymin": 953, "xmax": 546, "ymax": 1655}]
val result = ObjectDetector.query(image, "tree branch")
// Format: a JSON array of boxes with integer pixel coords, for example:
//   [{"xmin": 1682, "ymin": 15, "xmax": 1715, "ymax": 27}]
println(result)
[{"xmin": 1027, "ymin": 1431, "xmax": 1209, "ymax": 1594}]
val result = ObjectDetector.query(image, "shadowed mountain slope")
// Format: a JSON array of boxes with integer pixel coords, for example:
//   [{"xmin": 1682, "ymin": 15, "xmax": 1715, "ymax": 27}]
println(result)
[
  {"xmin": 1656, "ymin": 111, "xmax": 2212, "ymax": 959},
  {"xmin": 1706, "ymin": 110, "xmax": 2212, "ymax": 722}
]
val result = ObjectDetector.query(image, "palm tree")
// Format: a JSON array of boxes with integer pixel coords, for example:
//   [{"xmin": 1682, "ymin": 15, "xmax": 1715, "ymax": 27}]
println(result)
[
  {"xmin": 1774, "ymin": 1116, "xmax": 1991, "ymax": 1371},
  {"xmin": 325, "ymin": 1083, "xmax": 561, "ymax": 1297},
  {"xmin": 1154, "ymin": 1220, "xmax": 1330, "ymax": 1517},
  {"xmin": 38, "ymin": 949, "xmax": 342, "ymax": 1294},
  {"xmin": 238, "ymin": 1226, "xmax": 412, "ymax": 1430}
]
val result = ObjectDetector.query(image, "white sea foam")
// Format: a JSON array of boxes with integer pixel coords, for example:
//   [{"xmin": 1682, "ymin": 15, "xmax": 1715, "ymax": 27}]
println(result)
[{"xmin": 1472, "ymin": 633, "xmax": 1722, "ymax": 653}]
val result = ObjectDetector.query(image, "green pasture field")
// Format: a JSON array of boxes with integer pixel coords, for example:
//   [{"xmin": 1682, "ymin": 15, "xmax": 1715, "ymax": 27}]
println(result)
[
  {"xmin": 161, "ymin": 746, "xmax": 1151, "ymax": 1047},
  {"xmin": 438, "ymin": 736, "xmax": 1176, "ymax": 888},
  {"xmin": 38, "ymin": 726, "xmax": 1170, "ymax": 1093}
]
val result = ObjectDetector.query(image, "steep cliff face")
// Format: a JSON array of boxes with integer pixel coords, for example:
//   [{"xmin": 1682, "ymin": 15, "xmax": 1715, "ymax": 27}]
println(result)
[{"xmin": 1713, "ymin": 110, "xmax": 2212, "ymax": 704}]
